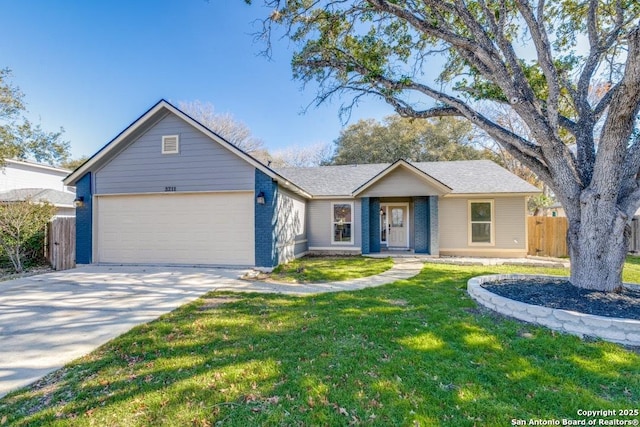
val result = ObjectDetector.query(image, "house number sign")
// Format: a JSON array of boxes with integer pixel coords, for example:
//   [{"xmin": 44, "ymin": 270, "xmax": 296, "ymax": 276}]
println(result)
[{"xmin": 165, "ymin": 186, "xmax": 177, "ymax": 192}]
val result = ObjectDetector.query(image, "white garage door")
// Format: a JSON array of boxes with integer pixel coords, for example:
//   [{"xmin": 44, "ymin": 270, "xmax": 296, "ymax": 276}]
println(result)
[{"xmin": 95, "ymin": 192, "xmax": 254, "ymax": 265}]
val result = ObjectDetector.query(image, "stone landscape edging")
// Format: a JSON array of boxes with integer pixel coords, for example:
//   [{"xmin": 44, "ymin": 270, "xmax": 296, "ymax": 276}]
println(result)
[{"xmin": 467, "ymin": 274, "xmax": 640, "ymax": 347}]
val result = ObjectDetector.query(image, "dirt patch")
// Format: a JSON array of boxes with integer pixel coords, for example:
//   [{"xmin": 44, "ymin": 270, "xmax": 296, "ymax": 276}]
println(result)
[
  {"xmin": 483, "ymin": 278, "xmax": 640, "ymax": 320},
  {"xmin": 0, "ymin": 266, "xmax": 53, "ymax": 282},
  {"xmin": 240, "ymin": 271, "xmax": 271, "ymax": 281}
]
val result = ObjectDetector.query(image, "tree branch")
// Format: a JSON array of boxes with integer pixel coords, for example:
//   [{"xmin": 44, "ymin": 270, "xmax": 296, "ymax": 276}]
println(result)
[
  {"xmin": 594, "ymin": 25, "xmax": 640, "ymax": 196},
  {"xmin": 514, "ymin": 0, "xmax": 562, "ymax": 132}
]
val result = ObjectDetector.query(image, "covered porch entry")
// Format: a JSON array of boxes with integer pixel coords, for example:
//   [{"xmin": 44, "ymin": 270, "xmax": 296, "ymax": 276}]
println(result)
[
  {"xmin": 360, "ymin": 196, "xmax": 439, "ymax": 255},
  {"xmin": 353, "ymin": 160, "xmax": 450, "ymax": 256}
]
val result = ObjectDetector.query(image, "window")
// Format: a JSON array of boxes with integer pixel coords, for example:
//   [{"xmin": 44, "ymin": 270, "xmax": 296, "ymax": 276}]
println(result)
[
  {"xmin": 391, "ymin": 208, "xmax": 404, "ymax": 227},
  {"xmin": 469, "ymin": 200, "xmax": 494, "ymax": 245},
  {"xmin": 332, "ymin": 202, "xmax": 353, "ymax": 244},
  {"xmin": 162, "ymin": 135, "xmax": 179, "ymax": 154}
]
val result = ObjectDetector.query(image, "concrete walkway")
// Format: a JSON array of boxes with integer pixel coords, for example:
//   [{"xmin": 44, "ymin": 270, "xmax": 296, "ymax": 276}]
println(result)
[
  {"xmin": 0, "ymin": 259, "xmax": 423, "ymax": 398},
  {"xmin": 245, "ymin": 257, "xmax": 424, "ymax": 294}
]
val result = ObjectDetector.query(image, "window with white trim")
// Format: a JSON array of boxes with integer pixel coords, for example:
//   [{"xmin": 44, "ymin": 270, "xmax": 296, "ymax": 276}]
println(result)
[
  {"xmin": 162, "ymin": 135, "xmax": 180, "ymax": 154},
  {"xmin": 469, "ymin": 200, "xmax": 494, "ymax": 245},
  {"xmin": 332, "ymin": 202, "xmax": 353, "ymax": 244}
]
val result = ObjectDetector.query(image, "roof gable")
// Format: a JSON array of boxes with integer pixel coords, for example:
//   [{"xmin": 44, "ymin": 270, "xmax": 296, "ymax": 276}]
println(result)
[
  {"xmin": 63, "ymin": 100, "xmax": 309, "ymax": 197},
  {"xmin": 353, "ymin": 160, "xmax": 452, "ymax": 197}
]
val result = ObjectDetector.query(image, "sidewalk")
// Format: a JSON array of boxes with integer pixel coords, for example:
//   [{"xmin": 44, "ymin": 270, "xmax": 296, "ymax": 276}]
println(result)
[
  {"xmin": 367, "ymin": 253, "xmax": 570, "ymax": 269},
  {"xmin": 242, "ymin": 257, "xmax": 425, "ymax": 295}
]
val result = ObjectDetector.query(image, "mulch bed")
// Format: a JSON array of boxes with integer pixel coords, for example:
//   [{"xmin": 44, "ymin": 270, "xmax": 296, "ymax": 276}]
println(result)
[{"xmin": 483, "ymin": 278, "xmax": 640, "ymax": 320}]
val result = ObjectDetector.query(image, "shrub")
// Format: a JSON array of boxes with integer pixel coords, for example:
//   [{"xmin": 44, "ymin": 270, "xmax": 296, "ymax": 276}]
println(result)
[{"xmin": 0, "ymin": 201, "xmax": 55, "ymax": 273}]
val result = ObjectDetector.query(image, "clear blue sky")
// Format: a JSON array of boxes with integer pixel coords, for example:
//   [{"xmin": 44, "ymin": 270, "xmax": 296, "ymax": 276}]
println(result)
[{"xmin": 1, "ymin": 0, "xmax": 396, "ymax": 159}]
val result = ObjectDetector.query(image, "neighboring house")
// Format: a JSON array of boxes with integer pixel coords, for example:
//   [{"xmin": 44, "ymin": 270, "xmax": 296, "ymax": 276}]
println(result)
[
  {"xmin": 63, "ymin": 100, "xmax": 540, "ymax": 268},
  {"xmin": 0, "ymin": 159, "xmax": 75, "ymax": 217},
  {"xmin": 0, "ymin": 188, "xmax": 75, "ymax": 217}
]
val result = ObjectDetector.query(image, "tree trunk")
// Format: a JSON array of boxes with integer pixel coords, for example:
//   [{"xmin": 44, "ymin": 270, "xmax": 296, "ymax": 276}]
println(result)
[
  {"xmin": 566, "ymin": 195, "xmax": 630, "ymax": 292},
  {"xmin": 8, "ymin": 245, "xmax": 23, "ymax": 274}
]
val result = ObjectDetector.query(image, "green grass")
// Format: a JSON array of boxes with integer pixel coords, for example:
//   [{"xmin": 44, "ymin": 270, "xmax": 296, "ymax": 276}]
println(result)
[
  {"xmin": 1, "ymin": 262, "xmax": 639, "ymax": 426},
  {"xmin": 270, "ymin": 256, "xmax": 394, "ymax": 283}
]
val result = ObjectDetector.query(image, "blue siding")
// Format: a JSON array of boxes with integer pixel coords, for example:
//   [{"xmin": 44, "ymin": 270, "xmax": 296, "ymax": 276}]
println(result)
[
  {"xmin": 95, "ymin": 113, "xmax": 254, "ymax": 194},
  {"xmin": 255, "ymin": 169, "xmax": 278, "ymax": 267},
  {"xmin": 75, "ymin": 173, "xmax": 92, "ymax": 264}
]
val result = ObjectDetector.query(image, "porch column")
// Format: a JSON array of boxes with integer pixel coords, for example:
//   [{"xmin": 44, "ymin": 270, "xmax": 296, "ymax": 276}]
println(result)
[
  {"xmin": 361, "ymin": 197, "xmax": 381, "ymax": 254},
  {"xmin": 361, "ymin": 197, "xmax": 371, "ymax": 254},
  {"xmin": 370, "ymin": 198, "xmax": 380, "ymax": 253},
  {"xmin": 413, "ymin": 197, "xmax": 429, "ymax": 254},
  {"xmin": 429, "ymin": 196, "xmax": 439, "ymax": 256}
]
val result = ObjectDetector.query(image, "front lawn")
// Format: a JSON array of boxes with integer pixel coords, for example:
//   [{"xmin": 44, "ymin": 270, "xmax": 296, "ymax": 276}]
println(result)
[
  {"xmin": 270, "ymin": 256, "xmax": 393, "ymax": 283},
  {"xmin": 1, "ymin": 263, "xmax": 639, "ymax": 426}
]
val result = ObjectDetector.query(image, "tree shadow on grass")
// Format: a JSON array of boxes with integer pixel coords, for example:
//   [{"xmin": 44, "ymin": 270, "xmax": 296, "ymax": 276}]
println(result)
[{"xmin": 1, "ymin": 265, "xmax": 639, "ymax": 426}]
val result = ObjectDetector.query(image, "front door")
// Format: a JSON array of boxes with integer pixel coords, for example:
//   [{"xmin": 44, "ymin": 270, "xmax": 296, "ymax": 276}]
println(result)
[{"xmin": 388, "ymin": 206, "xmax": 408, "ymax": 247}]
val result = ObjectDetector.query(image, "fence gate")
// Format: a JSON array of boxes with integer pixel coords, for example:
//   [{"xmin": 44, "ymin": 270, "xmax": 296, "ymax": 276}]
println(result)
[
  {"xmin": 527, "ymin": 216, "xmax": 568, "ymax": 258},
  {"xmin": 46, "ymin": 217, "xmax": 76, "ymax": 271}
]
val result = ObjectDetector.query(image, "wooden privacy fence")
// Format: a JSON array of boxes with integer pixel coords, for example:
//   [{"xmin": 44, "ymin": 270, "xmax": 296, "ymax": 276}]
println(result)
[
  {"xmin": 46, "ymin": 217, "xmax": 76, "ymax": 271},
  {"xmin": 528, "ymin": 215, "xmax": 640, "ymax": 257},
  {"xmin": 527, "ymin": 216, "xmax": 568, "ymax": 258}
]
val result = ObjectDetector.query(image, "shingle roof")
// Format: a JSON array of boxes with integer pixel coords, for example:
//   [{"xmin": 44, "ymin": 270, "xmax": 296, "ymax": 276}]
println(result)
[
  {"xmin": 275, "ymin": 163, "xmax": 388, "ymax": 196},
  {"xmin": 0, "ymin": 188, "xmax": 76, "ymax": 207},
  {"xmin": 274, "ymin": 160, "xmax": 540, "ymax": 196}
]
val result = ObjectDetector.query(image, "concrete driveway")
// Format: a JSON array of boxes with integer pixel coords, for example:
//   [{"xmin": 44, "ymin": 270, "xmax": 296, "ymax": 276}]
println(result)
[
  {"xmin": 0, "ymin": 260, "xmax": 422, "ymax": 398},
  {"xmin": 0, "ymin": 265, "xmax": 253, "ymax": 398}
]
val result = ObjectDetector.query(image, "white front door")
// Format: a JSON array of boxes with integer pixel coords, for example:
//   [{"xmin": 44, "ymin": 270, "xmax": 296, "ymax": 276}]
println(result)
[{"xmin": 388, "ymin": 206, "xmax": 408, "ymax": 247}]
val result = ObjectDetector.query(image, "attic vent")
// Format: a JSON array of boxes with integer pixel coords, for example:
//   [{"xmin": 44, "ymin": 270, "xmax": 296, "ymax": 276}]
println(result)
[{"xmin": 162, "ymin": 135, "xmax": 179, "ymax": 154}]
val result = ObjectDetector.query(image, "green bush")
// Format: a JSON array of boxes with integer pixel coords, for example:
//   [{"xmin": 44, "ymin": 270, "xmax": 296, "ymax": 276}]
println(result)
[
  {"xmin": 0, "ymin": 227, "xmax": 48, "ymax": 270},
  {"xmin": 0, "ymin": 201, "xmax": 55, "ymax": 273}
]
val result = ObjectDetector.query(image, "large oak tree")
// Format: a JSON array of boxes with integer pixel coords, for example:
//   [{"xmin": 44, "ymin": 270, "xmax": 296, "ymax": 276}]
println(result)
[
  {"xmin": 331, "ymin": 115, "xmax": 485, "ymax": 164},
  {"xmin": 247, "ymin": 0, "xmax": 640, "ymax": 292}
]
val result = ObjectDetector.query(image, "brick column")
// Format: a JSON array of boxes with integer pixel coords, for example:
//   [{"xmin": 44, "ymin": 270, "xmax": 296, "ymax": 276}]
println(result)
[
  {"xmin": 370, "ymin": 198, "xmax": 381, "ymax": 253},
  {"xmin": 361, "ymin": 197, "xmax": 371, "ymax": 254},
  {"xmin": 75, "ymin": 173, "xmax": 93, "ymax": 264},
  {"xmin": 429, "ymin": 196, "xmax": 439, "ymax": 256},
  {"xmin": 255, "ymin": 169, "xmax": 278, "ymax": 267},
  {"xmin": 413, "ymin": 197, "xmax": 429, "ymax": 253}
]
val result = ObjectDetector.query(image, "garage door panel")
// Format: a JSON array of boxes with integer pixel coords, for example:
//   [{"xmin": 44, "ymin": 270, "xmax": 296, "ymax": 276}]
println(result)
[{"xmin": 96, "ymin": 193, "xmax": 254, "ymax": 265}]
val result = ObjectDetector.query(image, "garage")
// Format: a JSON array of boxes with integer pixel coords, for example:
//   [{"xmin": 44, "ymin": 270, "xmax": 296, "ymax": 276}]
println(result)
[{"xmin": 95, "ymin": 192, "xmax": 254, "ymax": 265}]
